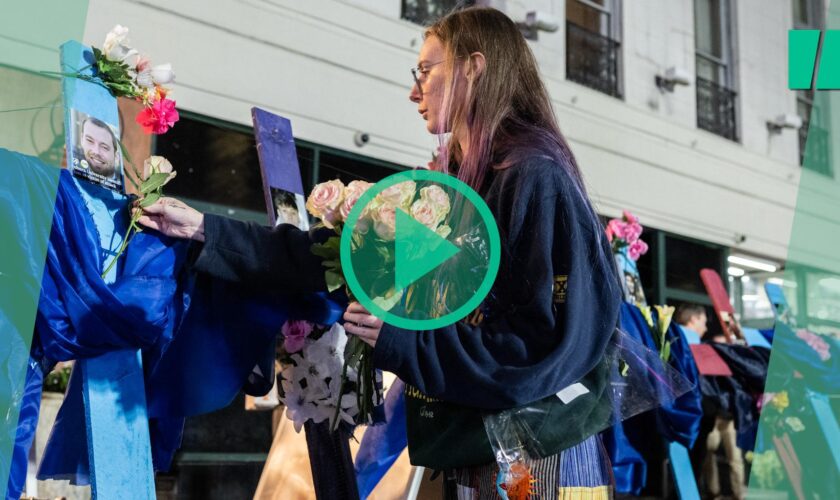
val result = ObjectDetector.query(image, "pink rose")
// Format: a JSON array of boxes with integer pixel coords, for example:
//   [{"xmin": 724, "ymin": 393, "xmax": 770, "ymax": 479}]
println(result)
[
  {"xmin": 339, "ymin": 180, "xmax": 373, "ymax": 220},
  {"xmin": 377, "ymin": 181, "xmax": 416, "ymax": 209},
  {"xmin": 306, "ymin": 179, "xmax": 345, "ymax": 228},
  {"xmin": 282, "ymin": 320, "xmax": 313, "ymax": 354},
  {"xmin": 627, "ymin": 239, "xmax": 649, "ymax": 260},
  {"xmin": 372, "ymin": 203, "xmax": 397, "ymax": 241},
  {"xmin": 419, "ymin": 185, "xmax": 450, "ymax": 216},
  {"xmin": 410, "ymin": 199, "xmax": 441, "ymax": 230}
]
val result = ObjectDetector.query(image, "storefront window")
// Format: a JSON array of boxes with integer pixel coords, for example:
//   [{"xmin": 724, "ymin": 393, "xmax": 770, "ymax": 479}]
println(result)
[
  {"xmin": 806, "ymin": 272, "xmax": 840, "ymax": 323},
  {"xmin": 155, "ymin": 114, "xmax": 407, "ymax": 224},
  {"xmin": 665, "ymin": 235, "xmax": 724, "ymax": 295}
]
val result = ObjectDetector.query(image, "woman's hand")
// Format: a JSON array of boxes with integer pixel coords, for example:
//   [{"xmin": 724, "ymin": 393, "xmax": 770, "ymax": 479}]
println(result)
[
  {"xmin": 136, "ymin": 197, "xmax": 206, "ymax": 242},
  {"xmin": 343, "ymin": 302, "xmax": 384, "ymax": 347}
]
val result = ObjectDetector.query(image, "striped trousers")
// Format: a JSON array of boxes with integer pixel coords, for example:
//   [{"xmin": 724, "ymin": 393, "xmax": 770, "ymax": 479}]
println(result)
[{"xmin": 454, "ymin": 434, "xmax": 613, "ymax": 500}]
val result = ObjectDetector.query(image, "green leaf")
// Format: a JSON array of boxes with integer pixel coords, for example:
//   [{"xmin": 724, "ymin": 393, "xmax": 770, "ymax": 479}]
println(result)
[
  {"xmin": 140, "ymin": 172, "xmax": 172, "ymax": 194},
  {"xmin": 139, "ymin": 192, "xmax": 161, "ymax": 208},
  {"xmin": 321, "ymin": 259, "xmax": 341, "ymax": 270},
  {"xmin": 311, "ymin": 236, "xmax": 341, "ymax": 258},
  {"xmin": 325, "ymin": 269, "xmax": 345, "ymax": 292}
]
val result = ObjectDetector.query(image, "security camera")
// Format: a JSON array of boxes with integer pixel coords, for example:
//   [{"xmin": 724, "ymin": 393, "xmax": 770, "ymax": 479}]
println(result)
[
  {"xmin": 655, "ymin": 66, "xmax": 691, "ymax": 92},
  {"xmin": 518, "ymin": 11, "xmax": 559, "ymax": 40},
  {"xmin": 767, "ymin": 114, "xmax": 803, "ymax": 133},
  {"xmin": 525, "ymin": 11, "xmax": 559, "ymax": 33},
  {"xmin": 354, "ymin": 131, "xmax": 370, "ymax": 147}
]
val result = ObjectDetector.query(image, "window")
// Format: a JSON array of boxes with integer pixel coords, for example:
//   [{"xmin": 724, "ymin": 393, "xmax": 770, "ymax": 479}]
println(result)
[
  {"xmin": 401, "ymin": 0, "xmax": 474, "ymax": 25},
  {"xmin": 793, "ymin": 0, "xmax": 822, "ymax": 29},
  {"xmin": 793, "ymin": 1, "xmax": 831, "ymax": 175},
  {"xmin": 155, "ymin": 113, "xmax": 407, "ymax": 224},
  {"xmin": 694, "ymin": 0, "xmax": 738, "ymax": 141},
  {"xmin": 566, "ymin": 0, "xmax": 623, "ymax": 98}
]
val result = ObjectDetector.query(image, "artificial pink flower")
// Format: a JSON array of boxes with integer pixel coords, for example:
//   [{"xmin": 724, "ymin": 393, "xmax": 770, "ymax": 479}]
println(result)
[
  {"xmin": 796, "ymin": 329, "xmax": 831, "ymax": 361},
  {"xmin": 627, "ymin": 239, "xmax": 649, "ymax": 261},
  {"xmin": 136, "ymin": 97, "xmax": 179, "ymax": 135},
  {"xmin": 624, "ymin": 222, "xmax": 643, "ymax": 243},
  {"xmin": 622, "ymin": 210, "xmax": 639, "ymax": 224},
  {"xmin": 282, "ymin": 320, "xmax": 314, "ymax": 354},
  {"xmin": 607, "ymin": 219, "xmax": 626, "ymax": 241}
]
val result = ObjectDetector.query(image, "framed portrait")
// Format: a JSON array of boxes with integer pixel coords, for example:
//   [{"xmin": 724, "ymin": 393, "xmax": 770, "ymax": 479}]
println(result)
[
  {"xmin": 270, "ymin": 187, "xmax": 309, "ymax": 230},
  {"xmin": 67, "ymin": 108, "xmax": 125, "ymax": 192}
]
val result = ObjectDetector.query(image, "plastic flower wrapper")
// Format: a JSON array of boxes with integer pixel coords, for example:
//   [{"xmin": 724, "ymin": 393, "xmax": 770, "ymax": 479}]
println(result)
[{"xmin": 482, "ymin": 328, "xmax": 694, "ymax": 497}]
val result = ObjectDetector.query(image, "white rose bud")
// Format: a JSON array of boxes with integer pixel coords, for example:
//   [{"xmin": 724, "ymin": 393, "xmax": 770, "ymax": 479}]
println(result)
[
  {"xmin": 142, "ymin": 156, "xmax": 177, "ymax": 186},
  {"xmin": 151, "ymin": 63, "xmax": 176, "ymax": 85}
]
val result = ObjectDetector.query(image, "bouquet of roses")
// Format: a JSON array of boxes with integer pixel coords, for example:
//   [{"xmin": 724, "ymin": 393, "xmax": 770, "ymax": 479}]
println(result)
[{"xmin": 305, "ymin": 178, "xmax": 451, "ymax": 430}]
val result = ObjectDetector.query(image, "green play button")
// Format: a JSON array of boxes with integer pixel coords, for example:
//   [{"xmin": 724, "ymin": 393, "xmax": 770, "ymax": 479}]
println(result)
[
  {"xmin": 394, "ymin": 208, "xmax": 461, "ymax": 291},
  {"xmin": 341, "ymin": 170, "xmax": 500, "ymax": 330}
]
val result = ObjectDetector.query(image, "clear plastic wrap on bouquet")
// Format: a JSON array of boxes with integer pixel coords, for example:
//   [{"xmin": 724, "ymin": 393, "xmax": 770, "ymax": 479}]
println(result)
[{"xmin": 482, "ymin": 328, "xmax": 694, "ymax": 498}]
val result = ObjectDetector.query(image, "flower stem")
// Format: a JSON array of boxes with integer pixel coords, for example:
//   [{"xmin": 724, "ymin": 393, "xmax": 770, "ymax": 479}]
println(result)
[{"xmin": 101, "ymin": 210, "xmax": 141, "ymax": 279}]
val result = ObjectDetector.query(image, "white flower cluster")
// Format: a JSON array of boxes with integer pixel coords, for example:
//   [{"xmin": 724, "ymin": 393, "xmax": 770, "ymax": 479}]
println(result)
[{"xmin": 279, "ymin": 323, "xmax": 366, "ymax": 432}]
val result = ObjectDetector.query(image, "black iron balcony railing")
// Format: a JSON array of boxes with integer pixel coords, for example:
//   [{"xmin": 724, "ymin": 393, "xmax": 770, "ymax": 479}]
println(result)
[
  {"xmin": 799, "ymin": 121, "xmax": 832, "ymax": 176},
  {"xmin": 696, "ymin": 76, "xmax": 738, "ymax": 141},
  {"xmin": 401, "ymin": 0, "xmax": 463, "ymax": 25},
  {"xmin": 566, "ymin": 21, "xmax": 622, "ymax": 98}
]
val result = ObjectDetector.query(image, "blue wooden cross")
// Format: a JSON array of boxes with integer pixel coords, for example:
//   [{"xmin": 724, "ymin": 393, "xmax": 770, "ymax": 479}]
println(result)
[{"xmin": 58, "ymin": 40, "xmax": 156, "ymax": 499}]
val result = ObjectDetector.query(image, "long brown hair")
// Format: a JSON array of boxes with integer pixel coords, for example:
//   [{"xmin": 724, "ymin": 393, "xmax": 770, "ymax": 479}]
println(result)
[{"xmin": 427, "ymin": 7, "xmax": 584, "ymax": 194}]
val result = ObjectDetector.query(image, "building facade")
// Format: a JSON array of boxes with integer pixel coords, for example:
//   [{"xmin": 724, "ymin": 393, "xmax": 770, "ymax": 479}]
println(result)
[{"xmin": 2, "ymin": 0, "xmax": 838, "ymax": 496}]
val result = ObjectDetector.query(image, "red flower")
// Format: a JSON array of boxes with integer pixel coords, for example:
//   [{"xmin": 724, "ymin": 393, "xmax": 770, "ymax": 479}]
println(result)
[{"xmin": 136, "ymin": 97, "xmax": 179, "ymax": 134}]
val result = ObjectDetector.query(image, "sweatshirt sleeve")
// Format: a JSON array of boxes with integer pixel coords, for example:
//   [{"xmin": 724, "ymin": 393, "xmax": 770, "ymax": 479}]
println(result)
[
  {"xmin": 372, "ymin": 159, "xmax": 622, "ymax": 409},
  {"xmin": 191, "ymin": 213, "xmax": 328, "ymax": 294}
]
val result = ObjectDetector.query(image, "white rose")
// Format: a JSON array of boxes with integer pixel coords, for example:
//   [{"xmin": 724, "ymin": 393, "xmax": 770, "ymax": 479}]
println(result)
[
  {"xmin": 151, "ymin": 63, "xmax": 176, "ymax": 85},
  {"xmin": 102, "ymin": 25, "xmax": 129, "ymax": 52},
  {"xmin": 142, "ymin": 156, "xmax": 177, "ymax": 186},
  {"xmin": 102, "ymin": 25, "xmax": 137, "ymax": 63}
]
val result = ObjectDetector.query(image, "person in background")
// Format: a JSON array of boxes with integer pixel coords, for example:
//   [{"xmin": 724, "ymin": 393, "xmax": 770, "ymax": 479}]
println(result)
[
  {"xmin": 676, "ymin": 303, "xmax": 707, "ymax": 342},
  {"xmin": 677, "ymin": 303, "xmax": 745, "ymax": 500}
]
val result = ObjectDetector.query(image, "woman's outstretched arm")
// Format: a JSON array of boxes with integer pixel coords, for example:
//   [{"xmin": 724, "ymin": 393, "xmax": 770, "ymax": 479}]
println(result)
[{"xmin": 138, "ymin": 197, "xmax": 327, "ymax": 294}]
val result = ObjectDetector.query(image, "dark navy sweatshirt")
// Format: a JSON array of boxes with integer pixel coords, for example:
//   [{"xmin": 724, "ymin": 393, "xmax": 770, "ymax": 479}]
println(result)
[{"xmin": 373, "ymin": 157, "xmax": 622, "ymax": 409}]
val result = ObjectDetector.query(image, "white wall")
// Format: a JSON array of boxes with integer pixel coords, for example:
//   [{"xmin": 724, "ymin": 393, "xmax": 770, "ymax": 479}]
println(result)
[{"xmin": 82, "ymin": 0, "xmax": 840, "ymax": 271}]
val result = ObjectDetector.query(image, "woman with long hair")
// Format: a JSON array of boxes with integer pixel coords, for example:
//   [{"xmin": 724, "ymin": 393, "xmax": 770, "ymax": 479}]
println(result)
[
  {"xmin": 137, "ymin": 6, "xmax": 621, "ymax": 498},
  {"xmin": 343, "ymin": 7, "xmax": 621, "ymax": 499}
]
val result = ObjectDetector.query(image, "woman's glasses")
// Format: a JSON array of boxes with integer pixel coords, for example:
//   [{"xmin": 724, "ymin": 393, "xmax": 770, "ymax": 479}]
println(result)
[{"xmin": 410, "ymin": 60, "xmax": 445, "ymax": 97}]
